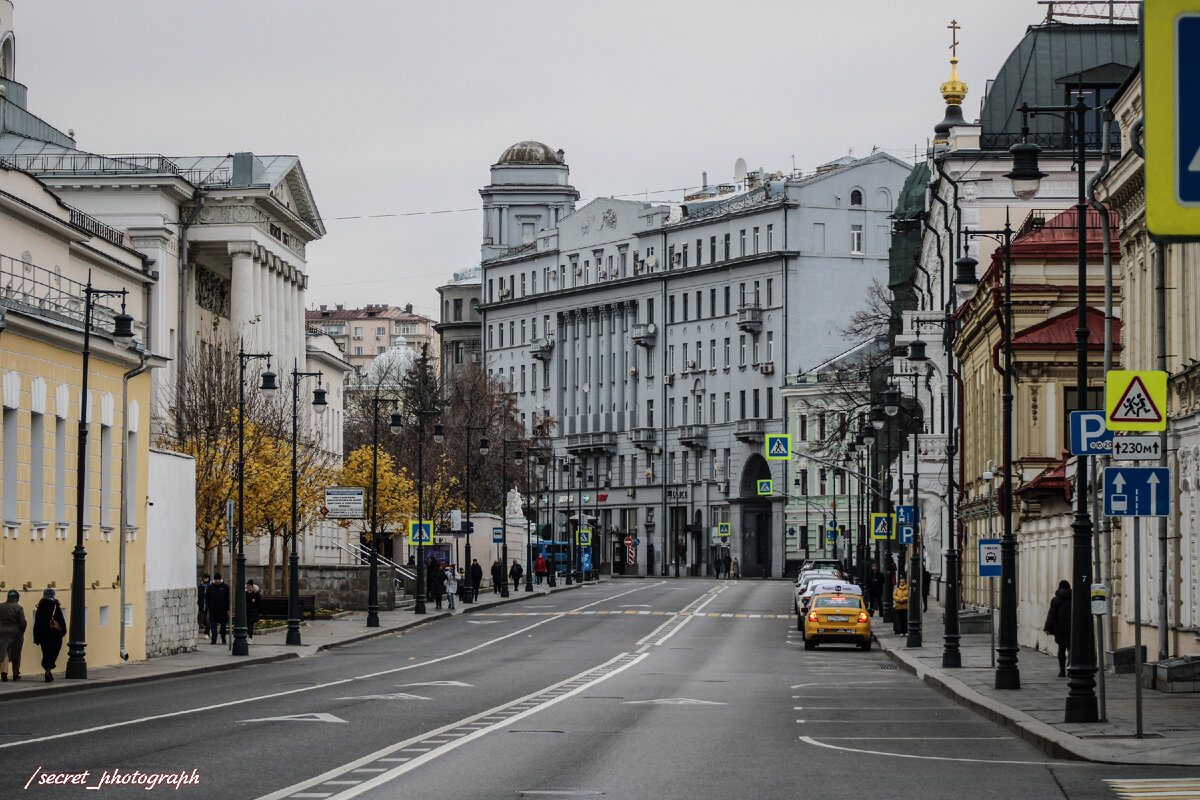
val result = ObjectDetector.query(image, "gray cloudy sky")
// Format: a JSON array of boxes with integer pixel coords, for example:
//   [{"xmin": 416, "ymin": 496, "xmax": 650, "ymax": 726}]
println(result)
[{"xmin": 15, "ymin": 1, "xmax": 1052, "ymax": 318}]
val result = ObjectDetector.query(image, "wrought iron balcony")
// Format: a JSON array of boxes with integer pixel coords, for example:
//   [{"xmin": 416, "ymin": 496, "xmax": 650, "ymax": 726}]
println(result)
[
  {"xmin": 565, "ymin": 431, "xmax": 618, "ymax": 455},
  {"xmin": 530, "ymin": 337, "xmax": 554, "ymax": 361},
  {"xmin": 737, "ymin": 304, "xmax": 762, "ymax": 334}
]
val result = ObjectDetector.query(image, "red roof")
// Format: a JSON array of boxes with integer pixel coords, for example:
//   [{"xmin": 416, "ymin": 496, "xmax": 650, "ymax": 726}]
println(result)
[
  {"xmin": 1017, "ymin": 453, "xmax": 1071, "ymax": 501},
  {"xmin": 1010, "ymin": 306, "xmax": 1120, "ymax": 350}
]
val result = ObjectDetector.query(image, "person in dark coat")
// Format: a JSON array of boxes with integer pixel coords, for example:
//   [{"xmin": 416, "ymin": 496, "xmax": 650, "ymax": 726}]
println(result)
[
  {"xmin": 245, "ymin": 581, "xmax": 261, "ymax": 640},
  {"xmin": 197, "ymin": 573, "xmax": 211, "ymax": 636},
  {"xmin": 32, "ymin": 588, "xmax": 66, "ymax": 682},
  {"xmin": 470, "ymin": 559, "xmax": 484, "ymax": 602},
  {"xmin": 922, "ymin": 567, "xmax": 933, "ymax": 612},
  {"xmin": 722, "ymin": 553, "xmax": 732, "ymax": 579},
  {"xmin": 0, "ymin": 589, "xmax": 27, "ymax": 681},
  {"xmin": 491, "ymin": 559, "xmax": 503, "ymax": 594},
  {"xmin": 429, "ymin": 565, "xmax": 445, "ymax": 610},
  {"xmin": 867, "ymin": 564, "xmax": 885, "ymax": 616},
  {"xmin": 205, "ymin": 574, "xmax": 231, "ymax": 645},
  {"xmin": 509, "ymin": 559, "xmax": 524, "ymax": 590},
  {"xmin": 1043, "ymin": 580, "xmax": 1072, "ymax": 677}
]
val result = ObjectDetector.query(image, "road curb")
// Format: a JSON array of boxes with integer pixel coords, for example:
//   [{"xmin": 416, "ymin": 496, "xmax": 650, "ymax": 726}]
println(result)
[{"xmin": 315, "ymin": 614, "xmax": 450, "ymax": 651}]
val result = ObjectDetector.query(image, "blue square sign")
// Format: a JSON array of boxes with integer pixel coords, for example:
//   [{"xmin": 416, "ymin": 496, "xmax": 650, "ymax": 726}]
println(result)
[
  {"xmin": 1178, "ymin": 15, "xmax": 1200, "ymax": 205},
  {"xmin": 1104, "ymin": 467, "xmax": 1171, "ymax": 517}
]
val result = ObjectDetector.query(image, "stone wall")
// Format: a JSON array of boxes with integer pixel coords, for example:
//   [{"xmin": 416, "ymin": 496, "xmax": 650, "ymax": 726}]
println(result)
[
  {"xmin": 145, "ymin": 587, "xmax": 197, "ymax": 657},
  {"xmin": 245, "ymin": 565, "xmax": 396, "ymax": 611}
]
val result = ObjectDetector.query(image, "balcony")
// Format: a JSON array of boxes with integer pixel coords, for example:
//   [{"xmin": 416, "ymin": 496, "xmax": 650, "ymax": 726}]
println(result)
[
  {"xmin": 678, "ymin": 425, "xmax": 708, "ymax": 448},
  {"xmin": 632, "ymin": 323, "xmax": 658, "ymax": 347},
  {"xmin": 630, "ymin": 427, "xmax": 656, "ymax": 449},
  {"xmin": 737, "ymin": 304, "xmax": 762, "ymax": 334},
  {"xmin": 734, "ymin": 418, "xmax": 766, "ymax": 443},
  {"xmin": 530, "ymin": 337, "xmax": 554, "ymax": 361},
  {"xmin": 566, "ymin": 431, "xmax": 618, "ymax": 455}
]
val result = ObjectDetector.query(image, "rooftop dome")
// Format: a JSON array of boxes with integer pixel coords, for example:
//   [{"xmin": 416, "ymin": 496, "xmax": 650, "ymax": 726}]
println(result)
[{"xmin": 497, "ymin": 140, "xmax": 563, "ymax": 165}]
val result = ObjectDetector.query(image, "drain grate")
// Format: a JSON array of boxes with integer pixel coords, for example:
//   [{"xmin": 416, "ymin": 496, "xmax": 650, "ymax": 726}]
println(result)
[
  {"xmin": 1154, "ymin": 727, "xmax": 1198, "ymax": 733},
  {"xmin": 879, "ymin": 662, "xmax": 898, "ymax": 670}
]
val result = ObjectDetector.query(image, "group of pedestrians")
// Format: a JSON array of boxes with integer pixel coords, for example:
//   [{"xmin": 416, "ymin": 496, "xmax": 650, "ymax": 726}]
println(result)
[
  {"xmin": 711, "ymin": 553, "xmax": 740, "ymax": 579},
  {"xmin": 197, "ymin": 573, "xmax": 263, "ymax": 644},
  {"xmin": 0, "ymin": 588, "xmax": 67, "ymax": 682}
]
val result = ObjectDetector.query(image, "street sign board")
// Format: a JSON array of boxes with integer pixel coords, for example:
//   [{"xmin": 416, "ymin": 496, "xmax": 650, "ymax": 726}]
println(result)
[
  {"xmin": 578, "ymin": 527, "xmax": 592, "ymax": 546},
  {"xmin": 825, "ymin": 527, "xmax": 837, "ymax": 544},
  {"xmin": 324, "ymin": 487, "xmax": 366, "ymax": 519},
  {"xmin": 623, "ymin": 536, "xmax": 633, "ymax": 547},
  {"xmin": 718, "ymin": 522, "xmax": 730, "ymax": 537},
  {"xmin": 1103, "ymin": 467, "xmax": 1172, "ymax": 517},
  {"xmin": 765, "ymin": 433, "xmax": 791, "ymax": 460},
  {"xmin": 898, "ymin": 524, "xmax": 914, "ymax": 545},
  {"xmin": 1145, "ymin": 2, "xmax": 1200, "ymax": 236},
  {"xmin": 1106, "ymin": 371, "xmax": 1167, "ymax": 431},
  {"xmin": 1069, "ymin": 410, "xmax": 1114, "ymax": 455},
  {"xmin": 450, "ymin": 509, "xmax": 462, "ymax": 531},
  {"xmin": 896, "ymin": 505, "xmax": 920, "ymax": 525},
  {"xmin": 492, "ymin": 526, "xmax": 503, "ymax": 543},
  {"xmin": 978, "ymin": 538, "xmax": 1001, "ymax": 578},
  {"xmin": 408, "ymin": 520, "xmax": 433, "ymax": 545},
  {"xmin": 870, "ymin": 513, "xmax": 894, "ymax": 540},
  {"xmin": 757, "ymin": 479, "xmax": 773, "ymax": 496},
  {"xmin": 1113, "ymin": 435, "xmax": 1164, "ymax": 461}
]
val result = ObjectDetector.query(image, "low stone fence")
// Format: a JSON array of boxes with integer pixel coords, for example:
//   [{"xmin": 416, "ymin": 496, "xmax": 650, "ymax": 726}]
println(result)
[{"xmin": 243, "ymin": 565, "xmax": 397, "ymax": 612}]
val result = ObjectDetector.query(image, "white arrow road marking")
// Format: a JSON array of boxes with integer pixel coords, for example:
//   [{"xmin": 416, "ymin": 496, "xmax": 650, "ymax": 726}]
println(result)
[
  {"xmin": 620, "ymin": 604, "xmax": 652, "ymax": 608},
  {"xmin": 242, "ymin": 712, "xmax": 347, "ymax": 724},
  {"xmin": 399, "ymin": 681, "xmax": 473, "ymax": 688},
  {"xmin": 1148, "ymin": 471, "xmax": 1160, "ymax": 512},
  {"xmin": 624, "ymin": 698, "xmax": 726, "ymax": 706},
  {"xmin": 336, "ymin": 693, "xmax": 431, "ymax": 701},
  {"xmin": 467, "ymin": 620, "xmax": 502, "ymax": 624}
]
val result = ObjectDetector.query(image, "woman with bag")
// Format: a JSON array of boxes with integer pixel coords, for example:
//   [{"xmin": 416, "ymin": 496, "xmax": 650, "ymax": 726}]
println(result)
[{"xmin": 32, "ymin": 589, "xmax": 65, "ymax": 682}]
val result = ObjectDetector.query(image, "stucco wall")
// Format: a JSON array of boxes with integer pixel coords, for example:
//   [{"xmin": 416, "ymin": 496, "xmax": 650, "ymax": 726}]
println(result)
[{"xmin": 145, "ymin": 448, "xmax": 197, "ymax": 656}]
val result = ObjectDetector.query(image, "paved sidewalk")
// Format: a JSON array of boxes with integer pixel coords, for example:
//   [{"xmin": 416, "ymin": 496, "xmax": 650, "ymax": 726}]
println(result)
[
  {"xmin": 0, "ymin": 578, "xmax": 588, "ymax": 701},
  {"xmin": 875, "ymin": 624, "xmax": 1200, "ymax": 766}
]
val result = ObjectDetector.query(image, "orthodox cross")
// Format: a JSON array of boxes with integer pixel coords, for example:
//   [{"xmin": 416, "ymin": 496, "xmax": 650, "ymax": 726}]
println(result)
[{"xmin": 948, "ymin": 19, "xmax": 960, "ymax": 56}]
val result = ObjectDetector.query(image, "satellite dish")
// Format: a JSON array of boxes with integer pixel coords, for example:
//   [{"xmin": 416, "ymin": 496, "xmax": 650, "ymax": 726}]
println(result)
[
  {"xmin": 645, "ymin": 255, "xmax": 658, "ymax": 269},
  {"xmin": 734, "ymin": 157, "xmax": 748, "ymax": 183},
  {"xmin": 647, "ymin": 323, "xmax": 657, "ymax": 334}
]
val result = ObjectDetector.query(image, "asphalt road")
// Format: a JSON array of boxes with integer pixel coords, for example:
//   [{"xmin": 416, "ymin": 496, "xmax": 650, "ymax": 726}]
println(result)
[{"xmin": 3, "ymin": 580, "xmax": 1200, "ymax": 800}]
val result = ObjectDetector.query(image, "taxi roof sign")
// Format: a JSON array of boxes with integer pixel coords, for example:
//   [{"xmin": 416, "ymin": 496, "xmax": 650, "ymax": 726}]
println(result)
[
  {"xmin": 1106, "ymin": 370, "xmax": 1167, "ymax": 431},
  {"xmin": 1145, "ymin": 2, "xmax": 1200, "ymax": 236},
  {"xmin": 765, "ymin": 434, "xmax": 791, "ymax": 460}
]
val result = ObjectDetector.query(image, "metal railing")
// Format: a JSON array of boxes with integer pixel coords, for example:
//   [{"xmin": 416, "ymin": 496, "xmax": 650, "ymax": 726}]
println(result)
[
  {"xmin": 333, "ymin": 540, "xmax": 413, "ymax": 597},
  {"xmin": 0, "ymin": 252, "xmax": 129, "ymax": 330}
]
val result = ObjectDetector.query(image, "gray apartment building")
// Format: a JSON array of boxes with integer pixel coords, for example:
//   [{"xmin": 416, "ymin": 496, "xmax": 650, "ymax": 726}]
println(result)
[{"xmin": 476, "ymin": 141, "xmax": 909, "ymax": 577}]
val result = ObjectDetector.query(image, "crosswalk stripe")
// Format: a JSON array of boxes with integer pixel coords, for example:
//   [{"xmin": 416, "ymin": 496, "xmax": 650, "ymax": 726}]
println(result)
[{"xmin": 1104, "ymin": 778, "xmax": 1200, "ymax": 799}]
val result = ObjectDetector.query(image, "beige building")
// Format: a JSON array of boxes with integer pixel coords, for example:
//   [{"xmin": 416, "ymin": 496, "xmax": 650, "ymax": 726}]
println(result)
[{"xmin": 308, "ymin": 303, "xmax": 438, "ymax": 378}]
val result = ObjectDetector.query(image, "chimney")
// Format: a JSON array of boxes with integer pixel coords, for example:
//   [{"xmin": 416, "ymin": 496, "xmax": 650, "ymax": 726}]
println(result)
[
  {"xmin": 232, "ymin": 152, "xmax": 255, "ymax": 187},
  {"xmin": 702, "ymin": 171, "xmax": 708, "ymax": 190},
  {"xmin": 336, "ymin": 303, "xmax": 344, "ymax": 311},
  {"xmin": 319, "ymin": 304, "xmax": 327, "ymax": 311},
  {"xmin": 405, "ymin": 303, "xmax": 413, "ymax": 313}
]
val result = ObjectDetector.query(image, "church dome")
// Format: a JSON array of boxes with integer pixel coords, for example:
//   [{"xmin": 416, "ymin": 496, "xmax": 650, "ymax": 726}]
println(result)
[{"xmin": 496, "ymin": 141, "xmax": 563, "ymax": 165}]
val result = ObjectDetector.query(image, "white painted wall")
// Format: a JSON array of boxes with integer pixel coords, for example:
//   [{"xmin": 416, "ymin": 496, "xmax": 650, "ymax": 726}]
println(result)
[{"xmin": 146, "ymin": 447, "xmax": 197, "ymax": 591}]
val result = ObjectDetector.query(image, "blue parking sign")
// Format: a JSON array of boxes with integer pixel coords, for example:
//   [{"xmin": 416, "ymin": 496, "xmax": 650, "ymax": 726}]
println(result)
[{"xmin": 899, "ymin": 524, "xmax": 914, "ymax": 545}]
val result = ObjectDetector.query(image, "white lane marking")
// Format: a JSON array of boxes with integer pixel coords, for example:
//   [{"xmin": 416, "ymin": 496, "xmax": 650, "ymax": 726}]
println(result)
[
  {"xmin": 242, "ymin": 713, "xmax": 347, "ymax": 724},
  {"xmin": 335, "ymin": 693, "xmax": 431, "ymax": 701},
  {"xmin": 255, "ymin": 652, "xmax": 648, "ymax": 800},
  {"xmin": 1, "ymin": 584, "xmax": 664, "ymax": 751},
  {"xmin": 399, "ymin": 681, "xmax": 473, "ymax": 687},
  {"xmin": 819, "ymin": 737, "xmax": 1012, "ymax": 741},
  {"xmin": 790, "ymin": 681, "xmax": 899, "ymax": 689},
  {"xmin": 624, "ymin": 698, "xmax": 725, "ymax": 706},
  {"xmin": 620, "ymin": 604, "xmax": 652, "ymax": 608},
  {"xmin": 636, "ymin": 585, "xmax": 726, "ymax": 647},
  {"xmin": 798, "ymin": 736, "xmax": 1083, "ymax": 765},
  {"xmin": 793, "ymin": 706, "xmax": 958, "ymax": 711},
  {"xmin": 467, "ymin": 620, "xmax": 502, "ymax": 624}
]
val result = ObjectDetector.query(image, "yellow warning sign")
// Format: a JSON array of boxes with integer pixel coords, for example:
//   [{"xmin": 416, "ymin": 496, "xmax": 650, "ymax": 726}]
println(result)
[{"xmin": 1106, "ymin": 370, "xmax": 1167, "ymax": 432}]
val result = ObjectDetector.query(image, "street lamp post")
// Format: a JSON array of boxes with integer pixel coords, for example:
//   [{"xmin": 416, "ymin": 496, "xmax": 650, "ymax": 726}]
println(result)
[
  {"xmin": 1005, "ymin": 97, "xmax": 1098, "ymax": 720},
  {"xmin": 366, "ymin": 396, "xmax": 398, "ymax": 627},
  {"xmin": 543, "ymin": 456, "xmax": 556, "ymax": 587},
  {"xmin": 403, "ymin": 409, "xmax": 443, "ymax": 614},
  {"xmin": 288, "ymin": 365, "xmax": 327, "ymax": 644},
  {"xmin": 65, "ymin": 277, "xmax": 135, "ymax": 679},
  {"xmin": 523, "ymin": 453, "xmax": 538, "ymax": 592},
  {"xmin": 965, "ymin": 220, "xmax": 1019, "ymax": 689},
  {"xmin": 499, "ymin": 439, "xmax": 524, "ymax": 597},
  {"xmin": 871, "ymin": 404, "xmax": 895, "ymax": 622},
  {"xmin": 233, "ymin": 347, "xmax": 278, "ymax": 656},
  {"xmin": 889, "ymin": 369, "xmax": 924, "ymax": 648},
  {"xmin": 463, "ymin": 426, "xmax": 489, "ymax": 604}
]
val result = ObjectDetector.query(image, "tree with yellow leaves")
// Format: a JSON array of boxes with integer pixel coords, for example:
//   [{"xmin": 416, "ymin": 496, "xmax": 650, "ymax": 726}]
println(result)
[{"xmin": 337, "ymin": 445, "xmax": 415, "ymax": 547}]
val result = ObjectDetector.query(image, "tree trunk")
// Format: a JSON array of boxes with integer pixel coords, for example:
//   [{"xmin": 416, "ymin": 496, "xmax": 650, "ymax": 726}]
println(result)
[
  {"xmin": 281, "ymin": 535, "xmax": 290, "ymax": 595},
  {"xmin": 267, "ymin": 531, "xmax": 278, "ymax": 595}
]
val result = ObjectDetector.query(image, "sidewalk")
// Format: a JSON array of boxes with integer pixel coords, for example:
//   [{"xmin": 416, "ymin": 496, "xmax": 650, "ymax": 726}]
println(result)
[
  {"xmin": 875, "ymin": 624, "xmax": 1200, "ymax": 766},
  {"xmin": 0, "ymin": 578, "xmax": 588, "ymax": 701}
]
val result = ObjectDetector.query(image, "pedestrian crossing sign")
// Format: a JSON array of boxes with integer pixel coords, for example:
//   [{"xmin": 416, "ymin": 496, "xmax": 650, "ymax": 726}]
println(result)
[
  {"xmin": 577, "ymin": 527, "xmax": 592, "ymax": 546},
  {"xmin": 1106, "ymin": 370, "xmax": 1167, "ymax": 431},
  {"xmin": 870, "ymin": 513, "xmax": 895, "ymax": 540},
  {"xmin": 757, "ymin": 479, "xmax": 773, "ymax": 496},
  {"xmin": 765, "ymin": 434, "xmax": 791, "ymax": 460},
  {"xmin": 408, "ymin": 520, "xmax": 433, "ymax": 545},
  {"xmin": 718, "ymin": 522, "xmax": 730, "ymax": 537}
]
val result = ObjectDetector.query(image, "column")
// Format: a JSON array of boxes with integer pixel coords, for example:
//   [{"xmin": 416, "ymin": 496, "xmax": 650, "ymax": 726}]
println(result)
[
  {"xmin": 603, "ymin": 305, "xmax": 614, "ymax": 420},
  {"xmin": 228, "ymin": 242, "xmax": 256, "ymax": 346},
  {"xmin": 591, "ymin": 308, "xmax": 601, "ymax": 416}
]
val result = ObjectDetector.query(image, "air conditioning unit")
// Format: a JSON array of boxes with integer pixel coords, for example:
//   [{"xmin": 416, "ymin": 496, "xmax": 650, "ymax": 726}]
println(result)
[
  {"xmin": 717, "ymin": 481, "xmax": 728, "ymax": 493},
  {"xmin": 760, "ymin": 363, "xmax": 775, "ymax": 375},
  {"xmin": 629, "ymin": 366, "xmax": 638, "ymax": 376},
  {"xmin": 500, "ymin": 288, "xmax": 511, "ymax": 299},
  {"xmin": 686, "ymin": 360, "xmax": 696, "ymax": 371},
  {"xmin": 574, "ymin": 265, "xmax": 583, "ymax": 276},
  {"xmin": 634, "ymin": 261, "xmax": 644, "ymax": 274},
  {"xmin": 664, "ymin": 374, "xmax": 674, "ymax": 386},
  {"xmin": 671, "ymin": 252, "xmax": 681, "ymax": 266},
  {"xmin": 549, "ymin": 272, "xmax": 558, "ymax": 282},
  {"xmin": 626, "ymin": 487, "xmax": 635, "ymax": 497},
  {"xmin": 598, "ymin": 270, "xmax": 607, "ymax": 279},
  {"xmin": 651, "ymin": 446, "xmax": 662, "ymax": 455},
  {"xmin": 352, "ymin": 335, "xmax": 363, "ymax": 340}
]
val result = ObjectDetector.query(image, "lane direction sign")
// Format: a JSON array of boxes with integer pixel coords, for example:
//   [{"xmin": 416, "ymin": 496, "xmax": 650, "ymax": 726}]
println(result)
[
  {"xmin": 978, "ymin": 538, "xmax": 1001, "ymax": 578},
  {"xmin": 896, "ymin": 505, "xmax": 919, "ymax": 525},
  {"xmin": 1106, "ymin": 371, "xmax": 1167, "ymax": 431},
  {"xmin": 1070, "ymin": 410, "xmax": 1114, "ymax": 455},
  {"xmin": 1103, "ymin": 467, "xmax": 1172, "ymax": 517},
  {"xmin": 1113, "ymin": 435, "xmax": 1164, "ymax": 461}
]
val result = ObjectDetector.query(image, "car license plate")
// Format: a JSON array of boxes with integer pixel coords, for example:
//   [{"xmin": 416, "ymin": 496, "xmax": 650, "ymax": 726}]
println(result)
[{"xmin": 826, "ymin": 615, "xmax": 848, "ymax": 622}]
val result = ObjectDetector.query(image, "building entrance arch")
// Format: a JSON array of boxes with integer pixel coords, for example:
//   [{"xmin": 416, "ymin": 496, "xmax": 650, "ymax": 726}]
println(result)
[{"xmin": 737, "ymin": 454, "xmax": 774, "ymax": 578}]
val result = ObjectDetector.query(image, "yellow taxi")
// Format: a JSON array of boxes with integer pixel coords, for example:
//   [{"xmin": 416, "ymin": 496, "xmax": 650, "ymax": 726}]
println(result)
[{"xmin": 803, "ymin": 590, "xmax": 872, "ymax": 651}]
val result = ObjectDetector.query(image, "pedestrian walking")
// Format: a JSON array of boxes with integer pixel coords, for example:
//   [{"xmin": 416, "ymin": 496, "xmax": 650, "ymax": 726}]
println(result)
[
  {"xmin": 0, "ymin": 589, "xmax": 27, "ymax": 681},
  {"xmin": 713, "ymin": 552, "xmax": 723, "ymax": 579},
  {"xmin": 892, "ymin": 577, "xmax": 910, "ymax": 635},
  {"xmin": 509, "ymin": 559, "xmax": 523, "ymax": 590},
  {"xmin": 722, "ymin": 553, "xmax": 732, "ymax": 579},
  {"xmin": 922, "ymin": 567, "xmax": 932, "ymax": 612},
  {"xmin": 1043, "ymin": 580, "xmax": 1072, "ymax": 677},
  {"xmin": 444, "ymin": 564, "xmax": 458, "ymax": 611},
  {"xmin": 732, "ymin": 557, "xmax": 741, "ymax": 580},
  {"xmin": 491, "ymin": 559, "xmax": 503, "ymax": 594},
  {"xmin": 205, "ymin": 574, "xmax": 231, "ymax": 645},
  {"xmin": 470, "ymin": 559, "xmax": 484, "ymax": 601},
  {"xmin": 245, "ymin": 581, "xmax": 261, "ymax": 640},
  {"xmin": 534, "ymin": 553, "xmax": 547, "ymax": 585},
  {"xmin": 197, "ymin": 573, "xmax": 211, "ymax": 636},
  {"xmin": 867, "ymin": 564, "xmax": 884, "ymax": 616},
  {"xmin": 32, "ymin": 589, "xmax": 66, "ymax": 682}
]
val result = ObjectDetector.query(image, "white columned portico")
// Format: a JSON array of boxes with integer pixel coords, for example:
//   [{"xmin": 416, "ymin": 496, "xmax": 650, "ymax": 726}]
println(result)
[{"xmin": 228, "ymin": 241, "xmax": 256, "ymax": 347}]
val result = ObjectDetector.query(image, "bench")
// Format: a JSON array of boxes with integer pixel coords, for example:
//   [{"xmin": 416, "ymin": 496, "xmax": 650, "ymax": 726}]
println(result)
[{"xmin": 258, "ymin": 594, "xmax": 316, "ymax": 620}]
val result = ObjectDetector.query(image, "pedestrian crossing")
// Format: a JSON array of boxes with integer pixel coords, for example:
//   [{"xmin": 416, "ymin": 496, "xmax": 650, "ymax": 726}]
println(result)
[
  {"xmin": 1105, "ymin": 778, "xmax": 1200, "ymax": 799},
  {"xmin": 473, "ymin": 610, "xmax": 787, "ymax": 619}
]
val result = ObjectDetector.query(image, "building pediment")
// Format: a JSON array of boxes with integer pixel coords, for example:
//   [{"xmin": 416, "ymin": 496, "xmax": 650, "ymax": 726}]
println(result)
[{"xmin": 556, "ymin": 197, "xmax": 649, "ymax": 251}]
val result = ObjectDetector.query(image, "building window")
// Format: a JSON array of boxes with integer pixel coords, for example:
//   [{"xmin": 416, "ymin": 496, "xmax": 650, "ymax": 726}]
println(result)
[
  {"xmin": 724, "ymin": 286, "xmax": 731, "ymax": 315},
  {"xmin": 767, "ymin": 388, "xmax": 774, "ymax": 418},
  {"xmin": 709, "ymin": 339, "xmax": 717, "ymax": 369},
  {"xmin": 377, "ymin": 346, "xmax": 386, "ymax": 355},
  {"xmin": 710, "ymin": 237, "xmax": 717, "ymax": 262},
  {"xmin": 767, "ymin": 224, "xmax": 774, "ymax": 249},
  {"xmin": 723, "ymin": 337, "xmax": 731, "ymax": 367},
  {"xmin": 354, "ymin": 346, "xmax": 363, "ymax": 356},
  {"xmin": 766, "ymin": 278, "xmax": 773, "ymax": 306},
  {"xmin": 710, "ymin": 288, "xmax": 717, "ymax": 317},
  {"xmin": 647, "ymin": 399, "xmax": 654, "ymax": 427},
  {"xmin": 668, "ymin": 398, "xmax": 675, "ymax": 427},
  {"xmin": 739, "ymin": 229, "xmax": 746, "ymax": 256},
  {"xmin": 682, "ymin": 293, "xmax": 689, "ymax": 321},
  {"xmin": 753, "ymin": 389, "xmax": 760, "ymax": 417},
  {"xmin": 739, "ymin": 390, "xmax": 747, "ymax": 419},
  {"xmin": 819, "ymin": 469, "xmax": 827, "ymax": 495},
  {"xmin": 723, "ymin": 233, "xmax": 730, "ymax": 259},
  {"xmin": 453, "ymin": 298, "xmax": 463, "ymax": 321},
  {"xmin": 753, "ymin": 227, "xmax": 759, "ymax": 254},
  {"xmin": 766, "ymin": 331, "xmax": 774, "ymax": 362},
  {"xmin": 799, "ymin": 414, "xmax": 808, "ymax": 441},
  {"xmin": 850, "ymin": 189, "xmax": 863, "ymax": 206},
  {"xmin": 799, "ymin": 469, "xmax": 808, "ymax": 496},
  {"xmin": 669, "ymin": 296, "xmax": 676, "ymax": 323},
  {"xmin": 354, "ymin": 326, "xmax": 363, "ymax": 337},
  {"xmin": 376, "ymin": 326, "xmax": 385, "ymax": 337},
  {"xmin": 851, "ymin": 224, "xmax": 864, "ymax": 254},
  {"xmin": 739, "ymin": 335, "xmax": 747, "ymax": 366},
  {"xmin": 724, "ymin": 392, "xmax": 731, "ymax": 422}
]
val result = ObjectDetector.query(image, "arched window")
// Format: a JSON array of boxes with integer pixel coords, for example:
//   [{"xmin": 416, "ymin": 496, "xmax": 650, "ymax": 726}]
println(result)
[{"xmin": 850, "ymin": 189, "xmax": 863, "ymax": 206}]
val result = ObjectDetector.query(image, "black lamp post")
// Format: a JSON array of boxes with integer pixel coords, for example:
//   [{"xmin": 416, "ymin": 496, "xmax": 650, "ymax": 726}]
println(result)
[
  {"xmin": 1005, "ymin": 98, "xmax": 1097, "ymax": 721},
  {"xmin": 233, "ymin": 346, "xmax": 278, "ymax": 656},
  {"xmin": 871, "ymin": 404, "xmax": 895, "ymax": 622},
  {"xmin": 288, "ymin": 365, "xmax": 326, "ymax": 644},
  {"xmin": 364, "ymin": 395, "xmax": 398, "ymax": 628},
  {"xmin": 523, "ymin": 454, "xmax": 541, "ymax": 592},
  {"xmin": 499, "ymin": 439, "xmax": 524, "ymax": 597},
  {"xmin": 965, "ymin": 219, "xmax": 1019, "ymax": 689},
  {"xmin": 858, "ymin": 423, "xmax": 878, "ymax": 587},
  {"xmin": 463, "ymin": 426, "xmax": 488, "ymax": 604},
  {"xmin": 402, "ymin": 409, "xmax": 443, "ymax": 614},
  {"xmin": 65, "ymin": 276, "xmax": 135, "ymax": 680},
  {"xmin": 890, "ymin": 367, "xmax": 925, "ymax": 648},
  {"xmin": 543, "ymin": 456, "xmax": 556, "ymax": 587}
]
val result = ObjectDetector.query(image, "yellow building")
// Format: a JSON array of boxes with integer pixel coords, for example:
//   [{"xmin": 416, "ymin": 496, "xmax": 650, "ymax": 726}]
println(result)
[
  {"xmin": 954, "ymin": 206, "xmax": 1119, "ymax": 648},
  {"xmin": 0, "ymin": 163, "xmax": 154, "ymax": 671}
]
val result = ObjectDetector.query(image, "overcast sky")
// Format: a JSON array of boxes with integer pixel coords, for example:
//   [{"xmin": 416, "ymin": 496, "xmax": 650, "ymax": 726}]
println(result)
[{"xmin": 14, "ymin": 1, "xmax": 1076, "ymax": 319}]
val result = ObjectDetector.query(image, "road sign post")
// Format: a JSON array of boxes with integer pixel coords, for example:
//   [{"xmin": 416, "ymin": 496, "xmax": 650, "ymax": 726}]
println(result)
[
  {"xmin": 1069, "ymin": 410, "xmax": 1114, "ymax": 455},
  {"xmin": 978, "ymin": 538, "xmax": 1001, "ymax": 578}
]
